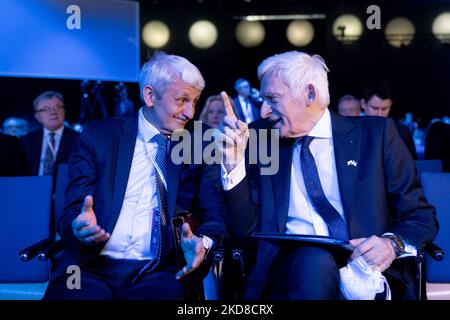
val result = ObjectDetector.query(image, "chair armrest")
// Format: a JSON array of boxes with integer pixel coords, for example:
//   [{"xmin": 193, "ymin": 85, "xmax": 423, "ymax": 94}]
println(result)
[
  {"xmin": 424, "ymin": 242, "xmax": 444, "ymax": 261},
  {"xmin": 37, "ymin": 239, "xmax": 65, "ymax": 261},
  {"xmin": 19, "ymin": 238, "xmax": 52, "ymax": 262}
]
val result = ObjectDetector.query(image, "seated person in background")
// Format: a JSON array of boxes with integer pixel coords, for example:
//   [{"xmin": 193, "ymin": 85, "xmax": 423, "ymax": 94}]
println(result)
[
  {"xmin": 44, "ymin": 51, "xmax": 226, "ymax": 300},
  {"xmin": 20, "ymin": 91, "xmax": 79, "ymax": 176},
  {"xmin": 217, "ymin": 51, "xmax": 438, "ymax": 300},
  {"xmin": 337, "ymin": 95, "xmax": 361, "ymax": 117},
  {"xmin": 199, "ymin": 94, "xmax": 238, "ymax": 129},
  {"xmin": 425, "ymin": 119, "xmax": 450, "ymax": 172},
  {"xmin": 233, "ymin": 78, "xmax": 262, "ymax": 124},
  {"xmin": 361, "ymin": 80, "xmax": 417, "ymax": 159},
  {"xmin": 2, "ymin": 117, "xmax": 29, "ymax": 137},
  {"xmin": 0, "ymin": 132, "xmax": 29, "ymax": 176}
]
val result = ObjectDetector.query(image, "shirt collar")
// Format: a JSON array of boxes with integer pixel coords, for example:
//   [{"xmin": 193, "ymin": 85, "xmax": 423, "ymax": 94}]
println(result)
[
  {"xmin": 308, "ymin": 108, "xmax": 332, "ymax": 139},
  {"xmin": 44, "ymin": 126, "xmax": 64, "ymax": 137},
  {"xmin": 138, "ymin": 107, "xmax": 162, "ymax": 142}
]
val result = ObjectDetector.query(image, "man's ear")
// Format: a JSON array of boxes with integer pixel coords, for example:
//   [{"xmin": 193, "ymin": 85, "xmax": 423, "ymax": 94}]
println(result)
[
  {"xmin": 143, "ymin": 85, "xmax": 155, "ymax": 107},
  {"xmin": 306, "ymin": 84, "xmax": 316, "ymax": 107},
  {"xmin": 360, "ymin": 98, "xmax": 366, "ymax": 111}
]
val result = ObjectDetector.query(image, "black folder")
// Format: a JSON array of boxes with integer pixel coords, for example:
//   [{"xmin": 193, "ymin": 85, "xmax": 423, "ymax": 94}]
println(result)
[{"xmin": 252, "ymin": 233, "xmax": 354, "ymax": 260}]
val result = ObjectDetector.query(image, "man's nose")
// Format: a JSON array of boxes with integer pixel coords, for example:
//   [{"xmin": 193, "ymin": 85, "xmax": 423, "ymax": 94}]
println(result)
[
  {"xmin": 260, "ymin": 101, "xmax": 272, "ymax": 119},
  {"xmin": 184, "ymin": 103, "xmax": 195, "ymax": 120}
]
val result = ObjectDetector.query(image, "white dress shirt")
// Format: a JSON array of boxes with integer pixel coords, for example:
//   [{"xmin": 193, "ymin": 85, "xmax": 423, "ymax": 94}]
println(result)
[
  {"xmin": 101, "ymin": 108, "xmax": 162, "ymax": 260},
  {"xmin": 238, "ymin": 95, "xmax": 254, "ymax": 124},
  {"xmin": 38, "ymin": 126, "xmax": 64, "ymax": 176},
  {"xmin": 221, "ymin": 108, "xmax": 415, "ymax": 299}
]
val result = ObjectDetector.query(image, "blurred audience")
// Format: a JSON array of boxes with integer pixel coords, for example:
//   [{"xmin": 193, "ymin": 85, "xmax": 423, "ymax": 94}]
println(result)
[
  {"xmin": 20, "ymin": 91, "xmax": 79, "ymax": 176},
  {"xmin": 0, "ymin": 132, "xmax": 29, "ymax": 176},
  {"xmin": 233, "ymin": 78, "xmax": 261, "ymax": 124},
  {"xmin": 337, "ymin": 94, "xmax": 361, "ymax": 116},
  {"xmin": 2, "ymin": 117, "xmax": 29, "ymax": 137},
  {"xmin": 361, "ymin": 80, "xmax": 417, "ymax": 159},
  {"xmin": 400, "ymin": 112, "xmax": 417, "ymax": 135},
  {"xmin": 114, "ymin": 82, "xmax": 135, "ymax": 118},
  {"xmin": 199, "ymin": 94, "xmax": 238, "ymax": 129}
]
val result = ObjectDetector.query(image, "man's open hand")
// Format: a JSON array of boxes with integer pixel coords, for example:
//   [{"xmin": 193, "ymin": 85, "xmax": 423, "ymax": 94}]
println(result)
[
  {"xmin": 72, "ymin": 195, "xmax": 110, "ymax": 245},
  {"xmin": 176, "ymin": 222, "xmax": 206, "ymax": 280}
]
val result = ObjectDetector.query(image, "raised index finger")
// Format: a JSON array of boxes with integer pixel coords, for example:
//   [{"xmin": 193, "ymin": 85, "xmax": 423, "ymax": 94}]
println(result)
[{"xmin": 221, "ymin": 91, "xmax": 238, "ymax": 126}]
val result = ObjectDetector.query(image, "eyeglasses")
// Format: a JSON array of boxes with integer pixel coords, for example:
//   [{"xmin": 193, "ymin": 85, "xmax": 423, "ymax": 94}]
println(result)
[{"xmin": 35, "ymin": 105, "xmax": 64, "ymax": 113}]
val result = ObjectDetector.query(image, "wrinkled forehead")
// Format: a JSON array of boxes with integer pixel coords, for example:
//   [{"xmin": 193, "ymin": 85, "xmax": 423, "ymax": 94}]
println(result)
[
  {"xmin": 260, "ymin": 72, "xmax": 289, "ymax": 96},
  {"xmin": 164, "ymin": 80, "xmax": 202, "ymax": 96}
]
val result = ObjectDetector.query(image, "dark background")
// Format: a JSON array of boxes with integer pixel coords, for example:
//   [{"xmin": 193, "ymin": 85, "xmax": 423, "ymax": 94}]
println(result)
[{"xmin": 1, "ymin": 0, "xmax": 449, "ymax": 131}]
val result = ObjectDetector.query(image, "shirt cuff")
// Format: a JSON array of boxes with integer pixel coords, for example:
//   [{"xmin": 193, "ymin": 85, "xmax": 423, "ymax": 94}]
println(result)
[
  {"xmin": 202, "ymin": 236, "xmax": 214, "ymax": 250},
  {"xmin": 221, "ymin": 160, "xmax": 246, "ymax": 191}
]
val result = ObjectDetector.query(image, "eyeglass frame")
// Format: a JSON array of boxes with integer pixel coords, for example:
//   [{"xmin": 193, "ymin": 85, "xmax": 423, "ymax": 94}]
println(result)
[{"xmin": 34, "ymin": 105, "xmax": 65, "ymax": 114}]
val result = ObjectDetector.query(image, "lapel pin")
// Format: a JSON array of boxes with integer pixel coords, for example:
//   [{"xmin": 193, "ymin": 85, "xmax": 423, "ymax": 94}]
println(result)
[{"xmin": 347, "ymin": 160, "xmax": 358, "ymax": 167}]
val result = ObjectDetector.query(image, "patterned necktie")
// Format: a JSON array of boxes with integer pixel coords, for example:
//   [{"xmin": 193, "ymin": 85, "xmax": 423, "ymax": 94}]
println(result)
[
  {"xmin": 43, "ymin": 132, "xmax": 55, "ymax": 175},
  {"xmin": 134, "ymin": 133, "xmax": 169, "ymax": 281},
  {"xmin": 300, "ymin": 136, "xmax": 349, "ymax": 240}
]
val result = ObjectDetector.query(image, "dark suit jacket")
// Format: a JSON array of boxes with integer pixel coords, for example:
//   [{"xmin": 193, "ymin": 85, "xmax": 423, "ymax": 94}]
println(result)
[
  {"xmin": 224, "ymin": 111, "xmax": 438, "ymax": 300},
  {"xmin": 395, "ymin": 121, "xmax": 417, "ymax": 160},
  {"xmin": 20, "ymin": 127, "xmax": 79, "ymax": 176},
  {"xmin": 53, "ymin": 114, "xmax": 227, "ymax": 278},
  {"xmin": 233, "ymin": 96, "xmax": 262, "ymax": 123},
  {"xmin": 0, "ymin": 133, "xmax": 29, "ymax": 176}
]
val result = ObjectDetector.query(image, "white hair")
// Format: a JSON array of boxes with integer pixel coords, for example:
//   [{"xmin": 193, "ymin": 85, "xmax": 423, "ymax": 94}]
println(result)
[
  {"xmin": 139, "ymin": 51, "xmax": 205, "ymax": 100},
  {"xmin": 257, "ymin": 51, "xmax": 330, "ymax": 108}
]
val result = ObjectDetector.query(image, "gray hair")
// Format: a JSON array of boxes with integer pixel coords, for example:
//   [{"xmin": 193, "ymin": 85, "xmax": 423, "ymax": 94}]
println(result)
[
  {"xmin": 338, "ymin": 94, "xmax": 360, "ymax": 105},
  {"xmin": 257, "ymin": 51, "xmax": 330, "ymax": 108},
  {"xmin": 33, "ymin": 91, "xmax": 64, "ymax": 111},
  {"xmin": 139, "ymin": 51, "xmax": 205, "ymax": 100}
]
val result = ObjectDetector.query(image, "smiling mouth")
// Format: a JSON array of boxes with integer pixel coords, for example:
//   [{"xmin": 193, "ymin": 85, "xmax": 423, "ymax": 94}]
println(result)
[
  {"xmin": 270, "ymin": 117, "xmax": 282, "ymax": 127},
  {"xmin": 174, "ymin": 115, "xmax": 188, "ymax": 122}
]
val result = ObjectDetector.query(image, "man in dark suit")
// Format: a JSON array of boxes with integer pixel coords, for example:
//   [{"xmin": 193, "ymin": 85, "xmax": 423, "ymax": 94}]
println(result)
[
  {"xmin": 0, "ymin": 132, "xmax": 29, "ymax": 176},
  {"xmin": 217, "ymin": 52, "xmax": 438, "ymax": 300},
  {"xmin": 43, "ymin": 52, "xmax": 226, "ymax": 300},
  {"xmin": 20, "ymin": 91, "xmax": 79, "ymax": 177},
  {"xmin": 233, "ymin": 78, "xmax": 261, "ymax": 124},
  {"xmin": 361, "ymin": 81, "xmax": 417, "ymax": 159}
]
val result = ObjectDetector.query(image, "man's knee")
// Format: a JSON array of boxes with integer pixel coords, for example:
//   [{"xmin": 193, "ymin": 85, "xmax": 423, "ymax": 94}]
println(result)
[{"xmin": 285, "ymin": 246, "xmax": 340, "ymax": 299}]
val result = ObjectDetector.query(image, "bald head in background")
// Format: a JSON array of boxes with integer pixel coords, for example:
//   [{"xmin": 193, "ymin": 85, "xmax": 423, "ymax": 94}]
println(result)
[{"xmin": 337, "ymin": 95, "xmax": 361, "ymax": 117}]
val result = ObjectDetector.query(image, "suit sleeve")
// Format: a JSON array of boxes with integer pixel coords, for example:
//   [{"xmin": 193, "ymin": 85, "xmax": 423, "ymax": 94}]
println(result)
[
  {"xmin": 382, "ymin": 118, "xmax": 438, "ymax": 247},
  {"xmin": 57, "ymin": 124, "xmax": 98, "ymax": 254},
  {"xmin": 194, "ymin": 161, "xmax": 228, "ymax": 241}
]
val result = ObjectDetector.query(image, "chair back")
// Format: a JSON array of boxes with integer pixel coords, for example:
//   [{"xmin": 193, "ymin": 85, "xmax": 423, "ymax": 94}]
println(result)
[
  {"xmin": 0, "ymin": 176, "xmax": 53, "ymax": 282},
  {"xmin": 421, "ymin": 172, "xmax": 450, "ymax": 282}
]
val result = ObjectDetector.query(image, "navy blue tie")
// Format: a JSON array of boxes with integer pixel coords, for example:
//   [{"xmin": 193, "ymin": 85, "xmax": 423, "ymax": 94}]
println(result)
[
  {"xmin": 300, "ymin": 136, "xmax": 349, "ymax": 240},
  {"xmin": 134, "ymin": 133, "xmax": 169, "ymax": 282}
]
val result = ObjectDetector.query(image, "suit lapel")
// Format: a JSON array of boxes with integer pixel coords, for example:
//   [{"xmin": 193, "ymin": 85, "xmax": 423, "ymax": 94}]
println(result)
[
  {"xmin": 271, "ymin": 138, "xmax": 296, "ymax": 232},
  {"xmin": 31, "ymin": 130, "xmax": 43, "ymax": 175},
  {"xmin": 110, "ymin": 115, "xmax": 138, "ymax": 229},
  {"xmin": 330, "ymin": 112, "xmax": 360, "ymax": 229}
]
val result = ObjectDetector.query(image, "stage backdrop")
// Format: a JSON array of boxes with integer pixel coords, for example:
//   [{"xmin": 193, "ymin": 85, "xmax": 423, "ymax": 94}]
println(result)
[{"xmin": 0, "ymin": 0, "xmax": 140, "ymax": 82}]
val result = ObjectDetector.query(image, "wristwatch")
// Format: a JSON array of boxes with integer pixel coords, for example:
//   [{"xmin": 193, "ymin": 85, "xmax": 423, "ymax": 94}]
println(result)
[{"xmin": 382, "ymin": 234, "xmax": 406, "ymax": 257}]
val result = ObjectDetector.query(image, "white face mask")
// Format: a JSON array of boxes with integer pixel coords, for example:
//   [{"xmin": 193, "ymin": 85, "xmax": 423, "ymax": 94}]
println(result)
[{"xmin": 339, "ymin": 256, "xmax": 391, "ymax": 300}]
